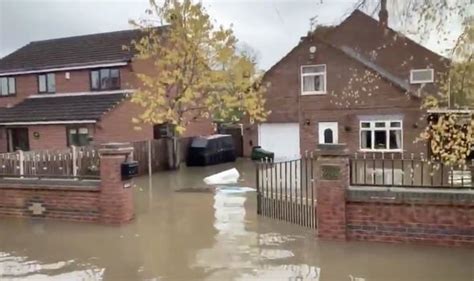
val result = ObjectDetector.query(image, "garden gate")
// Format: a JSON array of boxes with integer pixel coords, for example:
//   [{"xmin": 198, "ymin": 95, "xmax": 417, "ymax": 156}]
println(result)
[{"xmin": 255, "ymin": 156, "xmax": 317, "ymax": 228}]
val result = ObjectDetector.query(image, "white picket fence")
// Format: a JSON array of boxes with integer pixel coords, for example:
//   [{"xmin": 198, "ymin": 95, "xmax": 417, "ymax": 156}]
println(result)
[{"xmin": 0, "ymin": 146, "xmax": 100, "ymax": 178}]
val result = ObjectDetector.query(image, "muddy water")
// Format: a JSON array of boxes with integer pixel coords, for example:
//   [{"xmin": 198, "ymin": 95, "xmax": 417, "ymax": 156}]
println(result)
[{"xmin": 0, "ymin": 159, "xmax": 472, "ymax": 281}]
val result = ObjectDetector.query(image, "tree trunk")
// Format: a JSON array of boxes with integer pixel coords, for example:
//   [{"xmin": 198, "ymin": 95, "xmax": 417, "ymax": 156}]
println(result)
[{"xmin": 167, "ymin": 135, "xmax": 181, "ymax": 170}]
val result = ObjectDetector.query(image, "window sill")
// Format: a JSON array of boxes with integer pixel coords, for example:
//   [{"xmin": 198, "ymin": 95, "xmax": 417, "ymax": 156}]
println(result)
[
  {"xmin": 301, "ymin": 91, "xmax": 326, "ymax": 96},
  {"xmin": 0, "ymin": 94, "xmax": 16, "ymax": 98},
  {"xmin": 359, "ymin": 149, "xmax": 403, "ymax": 153},
  {"xmin": 90, "ymin": 88, "xmax": 121, "ymax": 92},
  {"xmin": 410, "ymin": 80, "xmax": 434, "ymax": 84}
]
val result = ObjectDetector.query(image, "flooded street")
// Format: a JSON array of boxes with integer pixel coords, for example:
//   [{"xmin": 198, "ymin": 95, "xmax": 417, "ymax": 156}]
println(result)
[{"xmin": 0, "ymin": 159, "xmax": 473, "ymax": 281}]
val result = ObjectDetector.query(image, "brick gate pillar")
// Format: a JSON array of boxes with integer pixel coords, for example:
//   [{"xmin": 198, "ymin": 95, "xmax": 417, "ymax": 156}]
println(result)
[
  {"xmin": 315, "ymin": 144, "xmax": 349, "ymax": 240},
  {"xmin": 98, "ymin": 142, "xmax": 135, "ymax": 224}
]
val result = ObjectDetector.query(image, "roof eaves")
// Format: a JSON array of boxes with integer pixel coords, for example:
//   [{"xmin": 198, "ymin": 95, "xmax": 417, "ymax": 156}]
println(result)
[
  {"xmin": 337, "ymin": 45, "xmax": 412, "ymax": 93},
  {"xmin": 0, "ymin": 59, "xmax": 131, "ymax": 76}
]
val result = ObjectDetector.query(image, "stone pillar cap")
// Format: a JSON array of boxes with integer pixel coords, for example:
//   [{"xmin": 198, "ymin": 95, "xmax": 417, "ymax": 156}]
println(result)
[
  {"xmin": 316, "ymin": 144, "xmax": 349, "ymax": 157},
  {"xmin": 99, "ymin": 142, "xmax": 134, "ymax": 155}
]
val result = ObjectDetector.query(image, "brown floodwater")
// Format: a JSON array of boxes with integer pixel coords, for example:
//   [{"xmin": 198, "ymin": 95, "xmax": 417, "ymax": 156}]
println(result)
[{"xmin": 0, "ymin": 159, "xmax": 473, "ymax": 281}]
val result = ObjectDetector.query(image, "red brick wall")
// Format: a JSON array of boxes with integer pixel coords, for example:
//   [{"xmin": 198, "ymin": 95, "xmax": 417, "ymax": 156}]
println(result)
[
  {"xmin": 315, "ymin": 156, "xmax": 349, "ymax": 240},
  {"xmin": 346, "ymin": 201, "xmax": 474, "ymax": 247},
  {"xmin": 94, "ymin": 100, "xmax": 153, "ymax": 143},
  {"xmin": 315, "ymin": 146, "xmax": 474, "ymax": 247},
  {"xmin": 182, "ymin": 117, "xmax": 215, "ymax": 138},
  {"xmin": 28, "ymin": 125, "xmax": 69, "ymax": 150},
  {"xmin": 0, "ymin": 73, "xmax": 37, "ymax": 108},
  {"xmin": 0, "ymin": 66, "xmax": 134, "ymax": 108},
  {"xmin": 244, "ymin": 35, "xmax": 428, "ymax": 157},
  {"xmin": 0, "ymin": 128, "xmax": 7, "ymax": 152},
  {"xmin": 0, "ymin": 143, "xmax": 135, "ymax": 224},
  {"xmin": 0, "ymin": 185, "xmax": 100, "ymax": 222},
  {"xmin": 99, "ymin": 149, "xmax": 134, "ymax": 224}
]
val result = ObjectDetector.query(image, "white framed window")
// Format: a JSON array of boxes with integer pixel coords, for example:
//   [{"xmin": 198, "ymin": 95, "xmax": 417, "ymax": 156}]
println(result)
[
  {"xmin": 410, "ymin": 69, "xmax": 434, "ymax": 84},
  {"xmin": 359, "ymin": 120, "xmax": 402, "ymax": 152},
  {"xmin": 0, "ymin": 77, "xmax": 15, "ymax": 96},
  {"xmin": 301, "ymin": 64, "xmax": 326, "ymax": 95},
  {"xmin": 318, "ymin": 122, "xmax": 338, "ymax": 144},
  {"xmin": 38, "ymin": 73, "xmax": 56, "ymax": 93}
]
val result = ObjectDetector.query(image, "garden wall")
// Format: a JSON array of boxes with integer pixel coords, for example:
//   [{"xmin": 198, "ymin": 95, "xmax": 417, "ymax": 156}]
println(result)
[
  {"xmin": 0, "ymin": 143, "xmax": 135, "ymax": 224},
  {"xmin": 346, "ymin": 187, "xmax": 473, "ymax": 246},
  {"xmin": 0, "ymin": 180, "xmax": 100, "ymax": 222},
  {"xmin": 315, "ymin": 144, "xmax": 474, "ymax": 247}
]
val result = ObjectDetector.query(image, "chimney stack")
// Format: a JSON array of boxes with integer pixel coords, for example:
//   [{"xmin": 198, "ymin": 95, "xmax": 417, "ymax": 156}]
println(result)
[{"xmin": 379, "ymin": 0, "xmax": 388, "ymax": 28}]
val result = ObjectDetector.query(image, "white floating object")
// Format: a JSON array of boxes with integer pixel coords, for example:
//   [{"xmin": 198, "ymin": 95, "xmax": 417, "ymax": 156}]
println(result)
[
  {"xmin": 204, "ymin": 168, "xmax": 239, "ymax": 185},
  {"xmin": 216, "ymin": 186, "xmax": 256, "ymax": 194}
]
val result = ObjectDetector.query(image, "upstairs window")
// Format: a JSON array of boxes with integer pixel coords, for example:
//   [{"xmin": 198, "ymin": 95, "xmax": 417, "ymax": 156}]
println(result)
[
  {"xmin": 38, "ymin": 73, "xmax": 56, "ymax": 93},
  {"xmin": 301, "ymin": 65, "xmax": 326, "ymax": 95},
  {"xmin": 410, "ymin": 69, "xmax": 434, "ymax": 84},
  {"xmin": 360, "ymin": 120, "xmax": 402, "ymax": 151},
  {"xmin": 91, "ymin": 68, "xmax": 120, "ymax": 91},
  {"xmin": 0, "ymin": 77, "xmax": 16, "ymax": 96}
]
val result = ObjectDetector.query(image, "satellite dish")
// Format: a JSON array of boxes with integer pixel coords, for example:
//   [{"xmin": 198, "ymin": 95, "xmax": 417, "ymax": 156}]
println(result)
[{"xmin": 309, "ymin": 46, "xmax": 317, "ymax": 54}]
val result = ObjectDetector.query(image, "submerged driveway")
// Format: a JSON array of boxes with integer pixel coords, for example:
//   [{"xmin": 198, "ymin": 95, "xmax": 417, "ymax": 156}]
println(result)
[{"xmin": 0, "ymin": 159, "xmax": 473, "ymax": 280}]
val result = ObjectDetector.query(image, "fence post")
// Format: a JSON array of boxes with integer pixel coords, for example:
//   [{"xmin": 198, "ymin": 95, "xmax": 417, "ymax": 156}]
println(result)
[
  {"xmin": 18, "ymin": 150, "xmax": 24, "ymax": 177},
  {"xmin": 148, "ymin": 139, "xmax": 152, "ymax": 176},
  {"xmin": 315, "ymin": 144, "xmax": 349, "ymax": 240},
  {"xmin": 71, "ymin": 145, "xmax": 78, "ymax": 177}
]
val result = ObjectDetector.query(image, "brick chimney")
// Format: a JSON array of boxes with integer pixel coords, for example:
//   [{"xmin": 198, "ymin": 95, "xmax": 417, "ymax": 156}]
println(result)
[{"xmin": 379, "ymin": 0, "xmax": 388, "ymax": 28}]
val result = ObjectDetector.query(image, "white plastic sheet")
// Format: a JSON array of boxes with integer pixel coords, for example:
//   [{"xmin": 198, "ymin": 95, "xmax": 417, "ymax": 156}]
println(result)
[{"xmin": 203, "ymin": 168, "xmax": 240, "ymax": 185}]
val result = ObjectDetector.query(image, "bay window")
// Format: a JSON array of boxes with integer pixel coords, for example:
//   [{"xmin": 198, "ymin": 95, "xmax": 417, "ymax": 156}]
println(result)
[{"xmin": 360, "ymin": 120, "xmax": 402, "ymax": 151}]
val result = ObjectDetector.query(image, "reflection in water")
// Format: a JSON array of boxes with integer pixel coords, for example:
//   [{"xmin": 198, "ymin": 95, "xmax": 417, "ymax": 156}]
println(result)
[
  {"xmin": 0, "ymin": 252, "xmax": 104, "ymax": 280},
  {"xmin": 0, "ymin": 159, "xmax": 473, "ymax": 281},
  {"xmin": 193, "ymin": 187, "xmax": 320, "ymax": 281}
]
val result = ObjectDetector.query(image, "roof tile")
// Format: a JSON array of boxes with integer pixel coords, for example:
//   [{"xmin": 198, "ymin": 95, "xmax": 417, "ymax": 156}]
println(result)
[{"xmin": 0, "ymin": 93, "xmax": 127, "ymax": 123}]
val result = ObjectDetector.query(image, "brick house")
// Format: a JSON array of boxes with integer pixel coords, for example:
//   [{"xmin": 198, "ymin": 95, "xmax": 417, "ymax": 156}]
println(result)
[
  {"xmin": 0, "ymin": 29, "xmax": 213, "ymax": 152},
  {"xmin": 243, "ymin": 8, "xmax": 449, "ymax": 159}
]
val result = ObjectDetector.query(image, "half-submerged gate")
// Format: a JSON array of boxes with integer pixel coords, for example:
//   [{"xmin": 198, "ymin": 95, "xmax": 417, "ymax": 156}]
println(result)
[{"xmin": 255, "ymin": 156, "xmax": 317, "ymax": 228}]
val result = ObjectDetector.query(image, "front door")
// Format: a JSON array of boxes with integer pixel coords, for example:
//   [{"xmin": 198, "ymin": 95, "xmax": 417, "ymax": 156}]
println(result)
[{"xmin": 7, "ymin": 128, "xmax": 30, "ymax": 151}]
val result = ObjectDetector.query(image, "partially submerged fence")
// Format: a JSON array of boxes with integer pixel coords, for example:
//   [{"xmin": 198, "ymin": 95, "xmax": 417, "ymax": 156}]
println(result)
[
  {"xmin": 0, "ymin": 146, "xmax": 100, "ymax": 179},
  {"xmin": 350, "ymin": 153, "xmax": 473, "ymax": 188},
  {"xmin": 256, "ymin": 156, "xmax": 317, "ymax": 229}
]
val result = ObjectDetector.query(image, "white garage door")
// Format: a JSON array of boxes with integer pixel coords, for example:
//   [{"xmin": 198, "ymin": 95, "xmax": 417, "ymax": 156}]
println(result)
[{"xmin": 258, "ymin": 123, "xmax": 300, "ymax": 160}]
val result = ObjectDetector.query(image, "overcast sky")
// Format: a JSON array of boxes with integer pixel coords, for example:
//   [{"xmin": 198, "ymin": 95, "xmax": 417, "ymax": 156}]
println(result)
[{"xmin": 0, "ymin": 0, "xmax": 461, "ymax": 70}]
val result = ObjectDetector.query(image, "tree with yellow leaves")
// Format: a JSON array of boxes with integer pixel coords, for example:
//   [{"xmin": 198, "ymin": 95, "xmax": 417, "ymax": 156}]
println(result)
[
  {"xmin": 416, "ymin": 7, "xmax": 473, "ymax": 167},
  {"xmin": 128, "ymin": 0, "xmax": 267, "ymax": 168}
]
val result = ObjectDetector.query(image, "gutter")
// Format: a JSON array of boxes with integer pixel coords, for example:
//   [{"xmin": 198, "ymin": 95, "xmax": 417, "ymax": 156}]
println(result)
[
  {"xmin": 0, "ymin": 61, "xmax": 129, "ymax": 77},
  {"xmin": 0, "ymin": 120, "xmax": 97, "ymax": 126}
]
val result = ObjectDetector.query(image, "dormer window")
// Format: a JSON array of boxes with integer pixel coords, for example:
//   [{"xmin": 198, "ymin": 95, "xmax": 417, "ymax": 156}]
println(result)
[
  {"xmin": 301, "ymin": 65, "xmax": 327, "ymax": 95},
  {"xmin": 38, "ymin": 73, "xmax": 56, "ymax": 93},
  {"xmin": 410, "ymin": 69, "xmax": 434, "ymax": 84},
  {"xmin": 0, "ymin": 77, "xmax": 15, "ymax": 96},
  {"xmin": 91, "ymin": 68, "xmax": 120, "ymax": 91}
]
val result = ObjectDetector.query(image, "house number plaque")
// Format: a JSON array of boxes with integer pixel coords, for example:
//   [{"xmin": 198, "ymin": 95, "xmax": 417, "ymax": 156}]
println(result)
[{"xmin": 321, "ymin": 165, "xmax": 341, "ymax": 180}]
